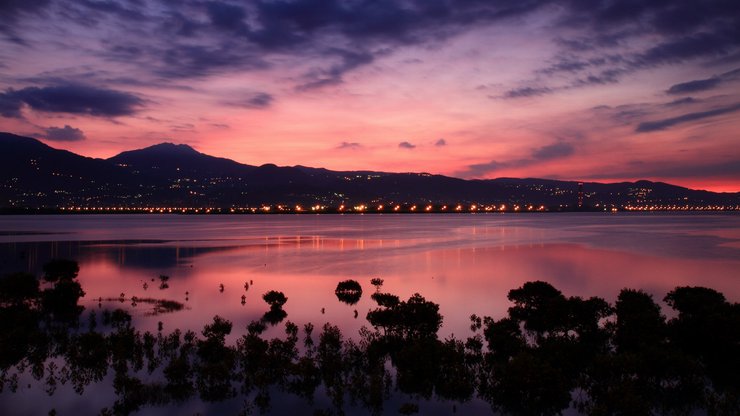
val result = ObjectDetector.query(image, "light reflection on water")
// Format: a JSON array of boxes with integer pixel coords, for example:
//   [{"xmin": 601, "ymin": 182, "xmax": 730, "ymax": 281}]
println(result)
[
  {"xmin": 1, "ymin": 213, "xmax": 739, "ymax": 415},
  {"xmin": 1, "ymin": 213, "xmax": 738, "ymax": 337}
]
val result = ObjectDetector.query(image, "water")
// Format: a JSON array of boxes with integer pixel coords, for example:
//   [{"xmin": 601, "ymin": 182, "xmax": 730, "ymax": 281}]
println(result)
[
  {"xmin": 1, "ymin": 213, "xmax": 738, "ymax": 414},
  {"xmin": 2, "ymin": 213, "xmax": 738, "ymax": 334}
]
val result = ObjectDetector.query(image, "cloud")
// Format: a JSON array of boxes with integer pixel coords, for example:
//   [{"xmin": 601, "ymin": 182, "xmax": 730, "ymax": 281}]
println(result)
[
  {"xmin": 0, "ymin": 84, "xmax": 143, "ymax": 118},
  {"xmin": 667, "ymin": 68, "xmax": 740, "ymax": 94},
  {"xmin": 636, "ymin": 103, "xmax": 740, "ymax": 133},
  {"xmin": 297, "ymin": 48, "xmax": 375, "ymax": 90},
  {"xmin": 206, "ymin": 2, "xmax": 248, "ymax": 32},
  {"xmin": 1, "ymin": 0, "xmax": 738, "ymax": 107},
  {"xmin": 155, "ymin": 44, "xmax": 270, "ymax": 78},
  {"xmin": 463, "ymin": 160, "xmax": 508, "ymax": 177},
  {"xmin": 539, "ymin": 58, "xmax": 591, "ymax": 75},
  {"xmin": 648, "ymin": 160, "xmax": 740, "ymax": 179},
  {"xmin": 667, "ymin": 78, "xmax": 721, "ymax": 95},
  {"xmin": 0, "ymin": 0, "xmax": 557, "ymax": 87},
  {"xmin": 0, "ymin": 0, "xmax": 50, "ymax": 43},
  {"xmin": 0, "ymin": 93, "xmax": 21, "ymax": 117},
  {"xmin": 502, "ymin": 86, "xmax": 553, "ymax": 99},
  {"xmin": 0, "ymin": 0, "xmax": 50, "ymax": 17},
  {"xmin": 666, "ymin": 97, "xmax": 699, "ymax": 106},
  {"xmin": 227, "ymin": 92, "xmax": 274, "ymax": 109},
  {"xmin": 529, "ymin": 2, "xmax": 740, "ymax": 95},
  {"xmin": 337, "ymin": 141, "xmax": 362, "ymax": 149},
  {"xmin": 398, "ymin": 141, "xmax": 416, "ymax": 149},
  {"xmin": 636, "ymin": 31, "xmax": 738, "ymax": 67},
  {"xmin": 435, "ymin": 138, "xmax": 447, "ymax": 146},
  {"xmin": 42, "ymin": 125, "xmax": 86, "ymax": 142},
  {"xmin": 586, "ymin": 159, "xmax": 740, "ymax": 181},
  {"xmin": 532, "ymin": 142, "xmax": 575, "ymax": 160},
  {"xmin": 76, "ymin": 0, "xmax": 146, "ymax": 21},
  {"xmin": 460, "ymin": 140, "xmax": 575, "ymax": 177}
]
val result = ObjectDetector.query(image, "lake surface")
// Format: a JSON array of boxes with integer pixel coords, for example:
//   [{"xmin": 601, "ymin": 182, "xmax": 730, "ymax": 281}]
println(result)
[
  {"xmin": 1, "ymin": 213, "xmax": 739, "ymax": 415},
  {"xmin": 1, "ymin": 213, "xmax": 738, "ymax": 334}
]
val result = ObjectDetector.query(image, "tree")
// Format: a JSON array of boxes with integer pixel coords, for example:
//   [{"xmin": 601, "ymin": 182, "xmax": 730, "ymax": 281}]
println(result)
[
  {"xmin": 665, "ymin": 286, "xmax": 740, "ymax": 393},
  {"xmin": 613, "ymin": 289, "xmax": 665, "ymax": 352},
  {"xmin": 507, "ymin": 281, "xmax": 569, "ymax": 339},
  {"xmin": 41, "ymin": 279, "xmax": 86, "ymax": 322},
  {"xmin": 0, "ymin": 272, "xmax": 39, "ymax": 306},
  {"xmin": 335, "ymin": 280, "xmax": 363, "ymax": 305},
  {"xmin": 262, "ymin": 291, "xmax": 287, "ymax": 309},
  {"xmin": 43, "ymin": 259, "xmax": 79, "ymax": 283},
  {"xmin": 367, "ymin": 293, "xmax": 442, "ymax": 339}
]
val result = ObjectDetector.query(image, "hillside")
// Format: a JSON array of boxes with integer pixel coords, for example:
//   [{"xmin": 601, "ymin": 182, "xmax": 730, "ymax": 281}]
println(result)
[{"xmin": 1, "ymin": 132, "xmax": 737, "ymax": 210}]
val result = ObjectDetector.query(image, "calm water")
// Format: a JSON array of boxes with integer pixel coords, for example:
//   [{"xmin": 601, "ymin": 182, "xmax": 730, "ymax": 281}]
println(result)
[
  {"xmin": 1, "ymin": 213, "xmax": 738, "ymax": 334},
  {"xmin": 1, "ymin": 213, "xmax": 739, "ymax": 414}
]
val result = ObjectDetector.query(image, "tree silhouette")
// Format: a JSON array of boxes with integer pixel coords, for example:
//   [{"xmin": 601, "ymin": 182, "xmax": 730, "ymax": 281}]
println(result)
[
  {"xmin": 367, "ymin": 293, "xmax": 441, "ymax": 339},
  {"xmin": 335, "ymin": 279, "xmax": 363, "ymax": 305},
  {"xmin": 0, "ymin": 272, "xmax": 39, "ymax": 306},
  {"xmin": 665, "ymin": 287, "xmax": 740, "ymax": 397},
  {"xmin": 43, "ymin": 259, "xmax": 79, "ymax": 283},
  {"xmin": 262, "ymin": 291, "xmax": 288, "ymax": 309},
  {"xmin": 197, "ymin": 316, "xmax": 236, "ymax": 402},
  {"xmin": 1, "ymin": 263, "xmax": 739, "ymax": 416}
]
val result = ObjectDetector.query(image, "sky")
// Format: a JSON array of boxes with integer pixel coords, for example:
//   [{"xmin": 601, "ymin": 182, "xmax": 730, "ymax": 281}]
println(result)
[{"xmin": 1, "ymin": 0, "xmax": 739, "ymax": 192}]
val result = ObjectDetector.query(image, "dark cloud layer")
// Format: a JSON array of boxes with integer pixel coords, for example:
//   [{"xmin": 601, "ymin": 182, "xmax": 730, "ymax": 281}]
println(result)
[
  {"xmin": 0, "ymin": 84, "xmax": 143, "ymax": 118},
  {"xmin": 636, "ymin": 103, "xmax": 740, "ymax": 133},
  {"xmin": 2, "ymin": 0, "xmax": 739, "ymax": 96},
  {"xmin": 503, "ymin": 86, "xmax": 553, "ymax": 99},
  {"xmin": 156, "ymin": 44, "xmax": 269, "ymax": 79},
  {"xmin": 587, "ymin": 160, "xmax": 740, "ymax": 181},
  {"xmin": 0, "ymin": 0, "xmax": 50, "ymax": 43},
  {"xmin": 641, "ymin": 160, "xmax": 740, "ymax": 180},
  {"xmin": 667, "ymin": 78, "xmax": 721, "ymax": 95},
  {"xmin": 462, "ymin": 141, "xmax": 575, "ymax": 177},
  {"xmin": 667, "ymin": 68, "xmax": 740, "ymax": 94},
  {"xmin": 532, "ymin": 142, "xmax": 575, "ymax": 160},
  {"xmin": 666, "ymin": 97, "xmax": 699, "ymax": 107},
  {"xmin": 298, "ymin": 48, "xmax": 376, "ymax": 90},
  {"xmin": 509, "ymin": 1, "xmax": 740, "ymax": 98},
  {"xmin": 227, "ymin": 92, "xmax": 274, "ymax": 109},
  {"xmin": 42, "ymin": 124, "xmax": 85, "ymax": 141},
  {"xmin": 206, "ymin": 1, "xmax": 248, "ymax": 32}
]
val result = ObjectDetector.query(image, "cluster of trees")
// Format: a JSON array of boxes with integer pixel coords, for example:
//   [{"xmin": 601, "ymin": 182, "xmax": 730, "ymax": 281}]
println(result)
[
  {"xmin": 481, "ymin": 281, "xmax": 740, "ymax": 415},
  {"xmin": 0, "ymin": 261, "xmax": 738, "ymax": 415},
  {"xmin": 335, "ymin": 280, "xmax": 363, "ymax": 305}
]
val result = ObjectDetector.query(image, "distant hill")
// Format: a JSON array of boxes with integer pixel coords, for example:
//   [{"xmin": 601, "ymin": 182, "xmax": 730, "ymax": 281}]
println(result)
[
  {"xmin": 1, "ymin": 132, "xmax": 738, "ymax": 210},
  {"xmin": 109, "ymin": 142, "xmax": 255, "ymax": 179}
]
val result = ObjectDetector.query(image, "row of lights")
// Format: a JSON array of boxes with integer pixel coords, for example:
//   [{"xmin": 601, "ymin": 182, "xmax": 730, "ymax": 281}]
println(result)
[
  {"xmin": 624, "ymin": 205, "xmax": 740, "ymax": 211},
  {"xmin": 58, "ymin": 204, "xmax": 549, "ymax": 213},
  {"xmin": 57, "ymin": 204, "xmax": 739, "ymax": 213}
]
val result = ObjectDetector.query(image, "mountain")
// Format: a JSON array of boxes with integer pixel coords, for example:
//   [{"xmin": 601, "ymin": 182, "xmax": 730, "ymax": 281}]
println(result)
[
  {"xmin": 0, "ymin": 132, "xmax": 138, "ymax": 206},
  {"xmin": 109, "ymin": 142, "xmax": 255, "ymax": 179},
  {"xmin": 1, "ymin": 132, "xmax": 738, "ymax": 210}
]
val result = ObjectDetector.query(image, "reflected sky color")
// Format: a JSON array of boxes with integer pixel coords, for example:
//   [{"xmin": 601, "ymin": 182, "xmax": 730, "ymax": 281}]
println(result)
[
  {"xmin": 1, "ymin": 1, "xmax": 739, "ymax": 191},
  {"xmin": 1, "ymin": 214, "xmax": 738, "ymax": 338}
]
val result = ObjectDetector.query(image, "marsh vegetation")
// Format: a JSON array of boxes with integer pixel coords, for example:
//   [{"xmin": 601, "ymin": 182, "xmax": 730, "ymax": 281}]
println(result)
[{"xmin": 0, "ymin": 260, "xmax": 738, "ymax": 415}]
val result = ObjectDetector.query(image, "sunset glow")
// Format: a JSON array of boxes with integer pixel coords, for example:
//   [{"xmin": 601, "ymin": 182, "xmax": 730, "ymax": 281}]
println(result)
[{"xmin": 1, "ymin": 1, "xmax": 739, "ymax": 191}]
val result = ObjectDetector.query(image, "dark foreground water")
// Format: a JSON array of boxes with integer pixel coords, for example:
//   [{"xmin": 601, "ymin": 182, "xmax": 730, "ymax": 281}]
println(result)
[{"xmin": 0, "ymin": 213, "xmax": 738, "ymax": 415}]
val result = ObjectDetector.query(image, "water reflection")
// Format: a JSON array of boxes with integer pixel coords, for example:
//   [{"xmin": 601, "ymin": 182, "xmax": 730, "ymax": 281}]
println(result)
[
  {"xmin": 1, "ymin": 261, "xmax": 738, "ymax": 415},
  {"xmin": 1, "ymin": 215, "xmax": 740, "ymax": 340},
  {"xmin": 1, "ymin": 214, "xmax": 740, "ymax": 413}
]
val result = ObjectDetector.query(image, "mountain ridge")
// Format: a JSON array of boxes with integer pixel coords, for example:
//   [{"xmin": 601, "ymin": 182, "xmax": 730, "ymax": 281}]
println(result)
[{"xmin": 1, "ymin": 132, "xmax": 737, "ymax": 209}]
